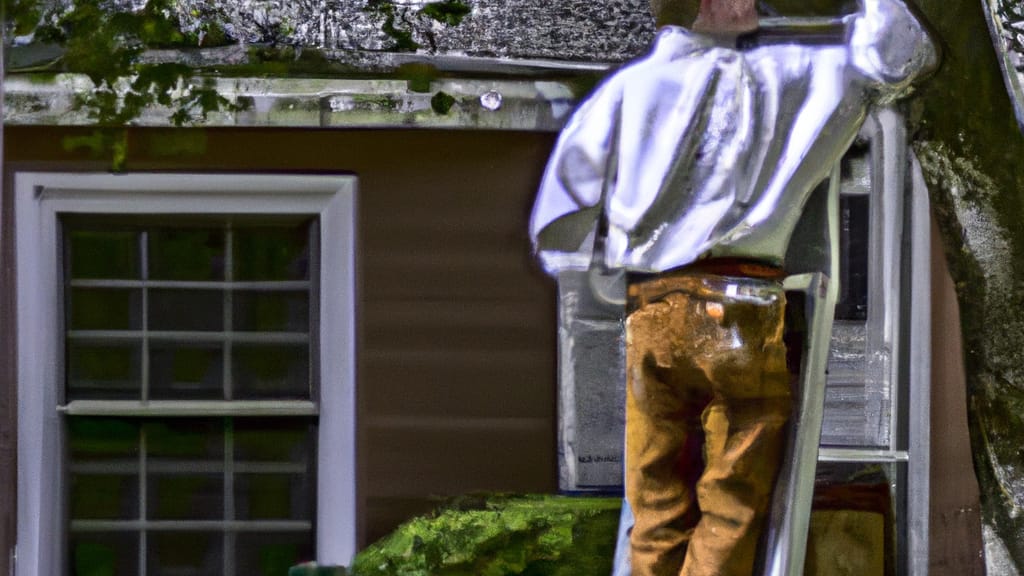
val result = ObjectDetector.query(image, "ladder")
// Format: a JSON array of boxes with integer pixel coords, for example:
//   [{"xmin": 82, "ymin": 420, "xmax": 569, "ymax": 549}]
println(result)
[{"xmin": 556, "ymin": 107, "xmax": 932, "ymax": 575}]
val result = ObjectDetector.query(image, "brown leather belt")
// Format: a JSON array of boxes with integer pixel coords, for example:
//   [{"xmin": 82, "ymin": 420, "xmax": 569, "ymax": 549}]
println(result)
[
  {"xmin": 628, "ymin": 258, "xmax": 786, "ymax": 282},
  {"xmin": 675, "ymin": 258, "xmax": 786, "ymax": 280},
  {"xmin": 626, "ymin": 259, "xmax": 786, "ymax": 313}
]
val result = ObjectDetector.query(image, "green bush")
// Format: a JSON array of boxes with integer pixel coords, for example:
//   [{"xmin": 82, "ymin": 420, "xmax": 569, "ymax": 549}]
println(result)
[{"xmin": 291, "ymin": 494, "xmax": 621, "ymax": 576}]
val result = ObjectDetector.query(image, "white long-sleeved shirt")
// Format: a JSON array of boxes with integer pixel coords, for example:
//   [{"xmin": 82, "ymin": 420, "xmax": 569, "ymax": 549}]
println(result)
[{"xmin": 530, "ymin": 0, "xmax": 936, "ymax": 274}]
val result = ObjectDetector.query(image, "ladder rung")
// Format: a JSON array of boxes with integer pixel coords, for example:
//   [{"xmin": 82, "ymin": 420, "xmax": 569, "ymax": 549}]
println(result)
[{"xmin": 817, "ymin": 447, "xmax": 909, "ymax": 463}]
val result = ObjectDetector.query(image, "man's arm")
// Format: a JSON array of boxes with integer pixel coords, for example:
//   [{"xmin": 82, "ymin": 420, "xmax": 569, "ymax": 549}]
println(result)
[
  {"xmin": 529, "ymin": 76, "xmax": 622, "ymax": 274},
  {"xmin": 848, "ymin": 0, "xmax": 938, "ymax": 92}
]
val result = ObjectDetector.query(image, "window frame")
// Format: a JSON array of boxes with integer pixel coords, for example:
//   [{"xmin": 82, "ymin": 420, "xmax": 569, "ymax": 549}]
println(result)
[{"xmin": 14, "ymin": 172, "xmax": 357, "ymax": 575}]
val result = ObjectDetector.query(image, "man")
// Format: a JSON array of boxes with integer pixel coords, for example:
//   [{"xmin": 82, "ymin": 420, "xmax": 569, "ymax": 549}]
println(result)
[{"xmin": 529, "ymin": 1, "xmax": 936, "ymax": 575}]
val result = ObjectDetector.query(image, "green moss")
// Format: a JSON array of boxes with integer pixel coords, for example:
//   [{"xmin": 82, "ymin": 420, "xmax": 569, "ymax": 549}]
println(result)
[
  {"xmin": 345, "ymin": 495, "xmax": 621, "ymax": 576},
  {"xmin": 431, "ymin": 91, "xmax": 457, "ymax": 114},
  {"xmin": 240, "ymin": 46, "xmax": 362, "ymax": 77},
  {"xmin": 273, "ymin": 97, "xmax": 323, "ymax": 113},
  {"xmin": 382, "ymin": 17, "xmax": 419, "ymax": 51},
  {"xmin": 352, "ymin": 94, "xmax": 400, "ymax": 110},
  {"xmin": 21, "ymin": 72, "xmax": 60, "ymax": 84},
  {"xmin": 398, "ymin": 62, "xmax": 438, "ymax": 93},
  {"xmin": 419, "ymin": 0, "xmax": 471, "ymax": 26},
  {"xmin": 564, "ymin": 73, "xmax": 606, "ymax": 101},
  {"xmin": 197, "ymin": 22, "xmax": 229, "ymax": 47},
  {"xmin": 364, "ymin": 0, "xmax": 420, "ymax": 52}
]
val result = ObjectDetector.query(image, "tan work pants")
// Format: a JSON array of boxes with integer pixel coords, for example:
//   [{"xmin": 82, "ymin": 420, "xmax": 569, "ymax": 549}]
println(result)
[{"xmin": 625, "ymin": 272, "xmax": 791, "ymax": 576}]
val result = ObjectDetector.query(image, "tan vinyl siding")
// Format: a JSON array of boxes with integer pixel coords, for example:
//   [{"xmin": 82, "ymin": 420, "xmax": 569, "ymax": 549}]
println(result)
[
  {"xmin": 357, "ymin": 135, "xmax": 558, "ymax": 543},
  {"xmin": 4, "ymin": 126, "xmax": 561, "ymax": 548}
]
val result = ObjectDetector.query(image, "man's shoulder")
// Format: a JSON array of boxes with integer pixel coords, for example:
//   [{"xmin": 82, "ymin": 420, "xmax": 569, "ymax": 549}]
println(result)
[
  {"xmin": 644, "ymin": 26, "xmax": 734, "ymax": 61},
  {"xmin": 616, "ymin": 27, "xmax": 744, "ymax": 80}
]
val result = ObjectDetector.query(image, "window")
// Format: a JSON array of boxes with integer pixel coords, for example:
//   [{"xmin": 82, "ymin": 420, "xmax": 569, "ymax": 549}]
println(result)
[{"xmin": 15, "ymin": 173, "xmax": 356, "ymax": 576}]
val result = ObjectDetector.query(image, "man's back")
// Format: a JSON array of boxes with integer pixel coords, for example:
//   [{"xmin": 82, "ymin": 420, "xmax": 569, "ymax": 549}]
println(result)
[
  {"xmin": 530, "ymin": 0, "xmax": 936, "ymax": 275},
  {"xmin": 603, "ymin": 33, "xmax": 858, "ymax": 270}
]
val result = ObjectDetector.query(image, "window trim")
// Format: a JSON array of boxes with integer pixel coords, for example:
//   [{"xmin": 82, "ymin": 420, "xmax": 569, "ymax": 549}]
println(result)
[{"xmin": 15, "ymin": 172, "xmax": 357, "ymax": 575}]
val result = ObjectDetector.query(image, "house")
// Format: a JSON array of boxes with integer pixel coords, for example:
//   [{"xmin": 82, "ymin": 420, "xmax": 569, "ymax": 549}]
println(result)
[{"xmin": 0, "ymin": 0, "xmax": 1002, "ymax": 574}]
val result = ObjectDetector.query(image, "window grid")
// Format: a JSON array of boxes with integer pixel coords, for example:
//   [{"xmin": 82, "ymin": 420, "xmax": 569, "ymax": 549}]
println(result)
[
  {"xmin": 65, "ymin": 220, "xmax": 316, "ymax": 576},
  {"xmin": 224, "ymin": 419, "xmax": 235, "ymax": 576},
  {"xmin": 140, "ymin": 427, "xmax": 148, "ymax": 572},
  {"xmin": 141, "ymin": 230, "xmax": 150, "ymax": 403},
  {"xmin": 64, "ymin": 222, "xmax": 315, "ymax": 404},
  {"xmin": 67, "ymin": 423, "xmax": 315, "ymax": 532},
  {"xmin": 224, "ymin": 226, "xmax": 233, "ymax": 403}
]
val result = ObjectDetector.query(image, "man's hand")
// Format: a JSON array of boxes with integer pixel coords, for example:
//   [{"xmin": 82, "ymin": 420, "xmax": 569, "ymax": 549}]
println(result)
[{"xmin": 692, "ymin": 0, "xmax": 758, "ymax": 34}]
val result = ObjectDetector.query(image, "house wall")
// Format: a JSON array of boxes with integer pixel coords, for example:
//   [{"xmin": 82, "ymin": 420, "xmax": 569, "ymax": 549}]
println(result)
[
  {"xmin": 1, "ymin": 125, "xmax": 560, "ymax": 549},
  {"xmin": 0, "ymin": 125, "xmax": 985, "ymax": 571}
]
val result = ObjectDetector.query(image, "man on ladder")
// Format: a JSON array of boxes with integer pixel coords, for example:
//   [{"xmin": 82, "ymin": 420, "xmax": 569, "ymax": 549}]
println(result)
[{"xmin": 529, "ymin": 0, "xmax": 936, "ymax": 574}]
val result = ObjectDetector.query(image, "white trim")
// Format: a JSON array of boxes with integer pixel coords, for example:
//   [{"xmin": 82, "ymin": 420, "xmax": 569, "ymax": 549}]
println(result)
[
  {"xmin": 58, "ymin": 400, "xmax": 319, "ymax": 417},
  {"xmin": 16, "ymin": 173, "xmax": 63, "ymax": 576},
  {"xmin": 906, "ymin": 152, "xmax": 932, "ymax": 576},
  {"xmin": 317, "ymin": 174, "xmax": 358, "ymax": 565},
  {"xmin": 15, "ymin": 172, "xmax": 358, "ymax": 575}
]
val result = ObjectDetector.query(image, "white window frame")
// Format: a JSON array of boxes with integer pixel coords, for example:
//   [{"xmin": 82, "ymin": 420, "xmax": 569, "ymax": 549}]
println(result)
[{"xmin": 14, "ymin": 172, "xmax": 357, "ymax": 575}]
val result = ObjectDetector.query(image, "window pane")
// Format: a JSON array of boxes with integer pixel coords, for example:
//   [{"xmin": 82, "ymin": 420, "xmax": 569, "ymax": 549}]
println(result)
[
  {"xmin": 68, "ymin": 418, "xmax": 141, "ymax": 523},
  {"xmin": 145, "ymin": 420, "xmax": 224, "ymax": 522},
  {"xmin": 68, "ymin": 418, "xmax": 139, "ymax": 460},
  {"xmin": 234, "ymin": 225, "xmax": 310, "ymax": 281},
  {"xmin": 149, "ymin": 344, "xmax": 224, "ymax": 400},
  {"xmin": 236, "ymin": 532, "xmax": 314, "ymax": 576},
  {"xmin": 145, "ymin": 419, "xmax": 224, "ymax": 459},
  {"xmin": 236, "ymin": 474, "xmax": 314, "ymax": 521},
  {"xmin": 233, "ymin": 291, "xmax": 309, "ymax": 332},
  {"xmin": 67, "ymin": 344, "xmax": 140, "ymax": 400},
  {"xmin": 70, "ymin": 474, "xmax": 139, "ymax": 520},
  {"xmin": 69, "ymin": 288, "xmax": 141, "ymax": 331},
  {"xmin": 68, "ymin": 230, "xmax": 139, "ymax": 279},
  {"xmin": 150, "ymin": 289, "xmax": 223, "ymax": 332},
  {"xmin": 148, "ymin": 474, "xmax": 223, "ymax": 520},
  {"xmin": 148, "ymin": 532, "xmax": 222, "ymax": 576},
  {"xmin": 70, "ymin": 532, "xmax": 138, "ymax": 576},
  {"xmin": 149, "ymin": 229, "xmax": 225, "ymax": 281},
  {"xmin": 235, "ymin": 419, "xmax": 314, "ymax": 462},
  {"xmin": 235, "ymin": 416, "xmax": 315, "ymax": 524},
  {"xmin": 233, "ymin": 345, "xmax": 310, "ymax": 399}
]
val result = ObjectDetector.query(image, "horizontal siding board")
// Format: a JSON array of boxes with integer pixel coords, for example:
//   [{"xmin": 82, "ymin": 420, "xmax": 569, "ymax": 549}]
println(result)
[
  {"xmin": 361, "ymin": 363, "xmax": 554, "ymax": 420},
  {"xmin": 361, "ymin": 265, "xmax": 551, "ymax": 302},
  {"xmin": 360, "ymin": 202, "xmax": 529, "ymax": 232},
  {"xmin": 361, "ymin": 348, "xmax": 551, "ymax": 365},
  {"xmin": 362, "ymin": 424, "xmax": 556, "ymax": 499},
  {"xmin": 366, "ymin": 415, "xmax": 551, "ymax": 431},
  {"xmin": 362, "ymin": 300, "xmax": 552, "ymax": 351},
  {"xmin": 365, "ymin": 235, "xmax": 528, "ymax": 257},
  {"xmin": 363, "ymin": 252, "xmax": 531, "ymax": 277}
]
